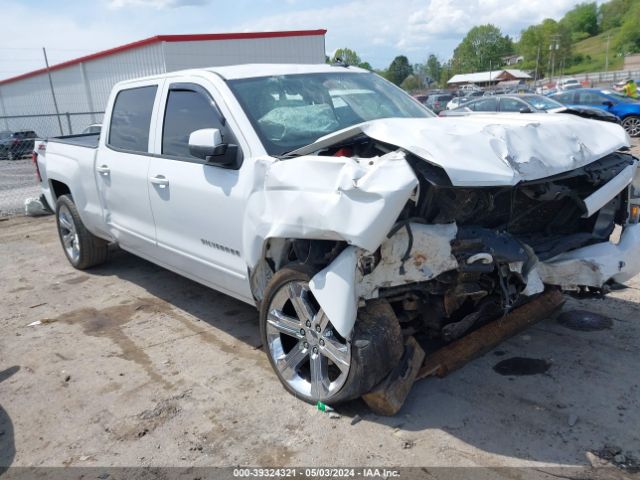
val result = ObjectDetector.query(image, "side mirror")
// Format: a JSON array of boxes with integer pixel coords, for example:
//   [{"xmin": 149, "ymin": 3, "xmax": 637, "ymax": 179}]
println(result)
[
  {"xmin": 603, "ymin": 100, "xmax": 614, "ymax": 108},
  {"xmin": 519, "ymin": 107, "xmax": 533, "ymax": 113},
  {"xmin": 188, "ymin": 128, "xmax": 243, "ymax": 169},
  {"xmin": 188, "ymin": 128, "xmax": 224, "ymax": 159}
]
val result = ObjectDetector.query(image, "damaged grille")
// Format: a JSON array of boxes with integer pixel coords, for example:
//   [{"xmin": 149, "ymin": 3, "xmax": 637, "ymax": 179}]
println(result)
[{"xmin": 411, "ymin": 152, "xmax": 633, "ymax": 260}]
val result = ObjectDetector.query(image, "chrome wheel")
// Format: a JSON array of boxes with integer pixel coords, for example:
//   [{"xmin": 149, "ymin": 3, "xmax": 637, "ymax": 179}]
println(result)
[
  {"xmin": 623, "ymin": 116, "xmax": 640, "ymax": 137},
  {"xmin": 265, "ymin": 280, "xmax": 351, "ymax": 400},
  {"xmin": 58, "ymin": 204, "xmax": 80, "ymax": 263}
]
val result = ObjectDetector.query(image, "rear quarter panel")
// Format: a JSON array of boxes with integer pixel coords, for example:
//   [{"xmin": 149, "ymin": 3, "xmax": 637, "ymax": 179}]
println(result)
[{"xmin": 41, "ymin": 142, "xmax": 110, "ymax": 240}]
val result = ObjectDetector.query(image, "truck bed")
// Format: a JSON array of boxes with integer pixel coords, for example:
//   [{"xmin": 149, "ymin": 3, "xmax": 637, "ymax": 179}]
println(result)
[{"xmin": 47, "ymin": 133, "xmax": 99, "ymax": 149}]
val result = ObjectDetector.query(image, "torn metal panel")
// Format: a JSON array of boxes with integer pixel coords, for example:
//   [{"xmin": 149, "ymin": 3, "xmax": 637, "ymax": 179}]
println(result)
[
  {"xmin": 243, "ymin": 150, "xmax": 418, "ymax": 268},
  {"xmin": 582, "ymin": 164, "xmax": 636, "ymax": 218},
  {"xmin": 538, "ymin": 224, "xmax": 640, "ymax": 288},
  {"xmin": 309, "ymin": 223, "xmax": 460, "ymax": 338},
  {"xmin": 357, "ymin": 223, "xmax": 459, "ymax": 299},
  {"xmin": 309, "ymin": 246, "xmax": 359, "ymax": 339},
  {"xmin": 290, "ymin": 115, "xmax": 629, "ymax": 187}
]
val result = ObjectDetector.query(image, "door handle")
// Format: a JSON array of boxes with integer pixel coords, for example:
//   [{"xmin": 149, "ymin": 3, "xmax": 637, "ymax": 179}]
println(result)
[
  {"xmin": 96, "ymin": 165, "xmax": 110, "ymax": 175},
  {"xmin": 150, "ymin": 175, "xmax": 169, "ymax": 187}
]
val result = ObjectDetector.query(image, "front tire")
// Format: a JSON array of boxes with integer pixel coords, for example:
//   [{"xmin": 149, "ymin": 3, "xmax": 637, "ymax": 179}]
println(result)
[
  {"xmin": 55, "ymin": 195, "xmax": 108, "ymax": 269},
  {"xmin": 622, "ymin": 115, "xmax": 640, "ymax": 137},
  {"xmin": 260, "ymin": 264, "xmax": 403, "ymax": 405}
]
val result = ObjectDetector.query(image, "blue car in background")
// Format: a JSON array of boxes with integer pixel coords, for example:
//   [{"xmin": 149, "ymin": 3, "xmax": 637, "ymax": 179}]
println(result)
[{"xmin": 550, "ymin": 88, "xmax": 640, "ymax": 136}]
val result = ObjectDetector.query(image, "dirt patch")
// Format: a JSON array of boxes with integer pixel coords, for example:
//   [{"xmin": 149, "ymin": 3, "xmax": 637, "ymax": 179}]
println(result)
[
  {"xmin": 63, "ymin": 275, "xmax": 90, "ymax": 285},
  {"xmin": 56, "ymin": 299, "xmax": 177, "ymax": 389}
]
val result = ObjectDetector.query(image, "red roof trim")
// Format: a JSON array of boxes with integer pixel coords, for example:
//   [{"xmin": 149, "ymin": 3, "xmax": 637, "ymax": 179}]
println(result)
[{"xmin": 0, "ymin": 29, "xmax": 327, "ymax": 86}]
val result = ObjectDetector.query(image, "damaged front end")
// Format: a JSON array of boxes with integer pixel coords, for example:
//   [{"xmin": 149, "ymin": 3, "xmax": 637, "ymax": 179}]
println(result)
[{"xmin": 264, "ymin": 117, "xmax": 640, "ymax": 345}]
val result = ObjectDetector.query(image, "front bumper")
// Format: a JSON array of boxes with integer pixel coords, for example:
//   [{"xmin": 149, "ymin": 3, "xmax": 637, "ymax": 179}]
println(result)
[{"xmin": 537, "ymin": 224, "xmax": 640, "ymax": 288}]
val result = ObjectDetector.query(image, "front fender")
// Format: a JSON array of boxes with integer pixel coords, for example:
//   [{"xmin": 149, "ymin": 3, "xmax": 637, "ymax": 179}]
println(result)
[{"xmin": 243, "ymin": 151, "xmax": 419, "ymax": 269}]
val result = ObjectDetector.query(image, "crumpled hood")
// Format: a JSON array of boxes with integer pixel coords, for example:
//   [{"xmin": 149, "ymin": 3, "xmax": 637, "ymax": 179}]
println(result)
[{"xmin": 291, "ymin": 114, "xmax": 630, "ymax": 186}]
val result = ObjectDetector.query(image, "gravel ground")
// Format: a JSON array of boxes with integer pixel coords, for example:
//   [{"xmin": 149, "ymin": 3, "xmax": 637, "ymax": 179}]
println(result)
[
  {"xmin": 0, "ymin": 136, "xmax": 639, "ymax": 479},
  {"xmin": 0, "ymin": 159, "xmax": 41, "ymax": 217},
  {"xmin": 1, "ymin": 215, "xmax": 639, "ymax": 478}
]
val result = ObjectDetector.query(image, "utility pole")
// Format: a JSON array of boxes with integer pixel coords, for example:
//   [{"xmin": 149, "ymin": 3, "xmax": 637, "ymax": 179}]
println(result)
[
  {"xmin": 489, "ymin": 59, "xmax": 492, "ymax": 90},
  {"xmin": 549, "ymin": 35, "xmax": 561, "ymax": 84},
  {"xmin": 534, "ymin": 45, "xmax": 541, "ymax": 86},
  {"xmin": 605, "ymin": 34, "xmax": 611, "ymax": 73},
  {"xmin": 43, "ymin": 47, "xmax": 64, "ymax": 136}
]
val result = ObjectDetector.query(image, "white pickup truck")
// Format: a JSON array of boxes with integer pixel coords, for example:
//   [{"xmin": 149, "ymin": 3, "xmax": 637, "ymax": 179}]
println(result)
[{"xmin": 35, "ymin": 63, "xmax": 640, "ymax": 405}]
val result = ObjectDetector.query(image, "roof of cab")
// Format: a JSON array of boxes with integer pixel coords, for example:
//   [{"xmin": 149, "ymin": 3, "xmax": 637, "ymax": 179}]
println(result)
[
  {"xmin": 207, "ymin": 63, "xmax": 368, "ymax": 80},
  {"xmin": 113, "ymin": 63, "xmax": 370, "ymax": 89}
]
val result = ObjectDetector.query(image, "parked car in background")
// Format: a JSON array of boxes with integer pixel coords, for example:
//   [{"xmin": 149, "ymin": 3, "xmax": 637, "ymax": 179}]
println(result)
[
  {"xmin": 82, "ymin": 124, "xmax": 102, "ymax": 135},
  {"xmin": 459, "ymin": 84, "xmax": 481, "ymax": 93},
  {"xmin": 557, "ymin": 78, "xmax": 581, "ymax": 91},
  {"xmin": 440, "ymin": 94, "xmax": 621, "ymax": 124},
  {"xmin": 425, "ymin": 93, "xmax": 453, "ymax": 113},
  {"xmin": 412, "ymin": 95, "xmax": 427, "ymax": 104},
  {"xmin": 0, "ymin": 130, "xmax": 39, "ymax": 160},
  {"xmin": 550, "ymin": 88, "xmax": 640, "ymax": 136},
  {"xmin": 446, "ymin": 96, "xmax": 471, "ymax": 110}
]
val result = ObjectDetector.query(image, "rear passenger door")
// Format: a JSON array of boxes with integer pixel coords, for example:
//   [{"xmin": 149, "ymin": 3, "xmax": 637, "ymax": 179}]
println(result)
[
  {"xmin": 147, "ymin": 80, "xmax": 253, "ymax": 302},
  {"xmin": 97, "ymin": 82, "xmax": 162, "ymax": 257}
]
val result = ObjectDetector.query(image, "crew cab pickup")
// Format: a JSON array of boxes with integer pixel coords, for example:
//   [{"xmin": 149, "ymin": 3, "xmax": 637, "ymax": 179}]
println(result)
[{"xmin": 35, "ymin": 64, "xmax": 640, "ymax": 405}]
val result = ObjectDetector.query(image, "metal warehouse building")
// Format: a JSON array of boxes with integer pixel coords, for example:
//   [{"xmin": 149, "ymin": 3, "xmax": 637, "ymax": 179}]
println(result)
[{"xmin": 0, "ymin": 29, "xmax": 326, "ymax": 137}]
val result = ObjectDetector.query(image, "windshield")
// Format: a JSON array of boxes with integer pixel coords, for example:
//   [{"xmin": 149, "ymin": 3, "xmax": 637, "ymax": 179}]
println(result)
[
  {"xmin": 228, "ymin": 72, "xmax": 433, "ymax": 156},
  {"xmin": 524, "ymin": 95, "xmax": 564, "ymax": 111},
  {"xmin": 602, "ymin": 90, "xmax": 638, "ymax": 104}
]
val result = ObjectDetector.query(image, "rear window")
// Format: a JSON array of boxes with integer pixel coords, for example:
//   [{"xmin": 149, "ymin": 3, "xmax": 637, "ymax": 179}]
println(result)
[{"xmin": 108, "ymin": 86, "xmax": 157, "ymax": 153}]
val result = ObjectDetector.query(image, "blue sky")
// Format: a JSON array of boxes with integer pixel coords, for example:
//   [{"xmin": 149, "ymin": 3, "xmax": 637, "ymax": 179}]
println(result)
[{"xmin": 0, "ymin": 0, "xmax": 603, "ymax": 80}]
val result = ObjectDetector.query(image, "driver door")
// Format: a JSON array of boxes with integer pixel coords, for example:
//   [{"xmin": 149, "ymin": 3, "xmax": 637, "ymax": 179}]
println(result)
[{"xmin": 147, "ymin": 80, "xmax": 253, "ymax": 302}]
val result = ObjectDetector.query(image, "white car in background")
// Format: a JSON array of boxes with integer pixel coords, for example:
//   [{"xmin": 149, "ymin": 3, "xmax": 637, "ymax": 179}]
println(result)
[{"xmin": 557, "ymin": 78, "xmax": 581, "ymax": 91}]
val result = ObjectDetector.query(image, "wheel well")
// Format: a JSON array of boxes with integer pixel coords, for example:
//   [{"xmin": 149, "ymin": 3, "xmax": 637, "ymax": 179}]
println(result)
[
  {"xmin": 50, "ymin": 180, "xmax": 71, "ymax": 200},
  {"xmin": 250, "ymin": 238, "xmax": 347, "ymax": 305}
]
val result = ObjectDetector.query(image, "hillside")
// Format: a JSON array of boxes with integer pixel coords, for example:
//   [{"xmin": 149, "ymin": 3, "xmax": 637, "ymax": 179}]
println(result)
[{"xmin": 564, "ymin": 28, "xmax": 624, "ymax": 74}]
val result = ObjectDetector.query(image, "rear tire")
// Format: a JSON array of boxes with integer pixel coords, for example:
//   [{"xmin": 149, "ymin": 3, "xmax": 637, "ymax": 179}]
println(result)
[
  {"xmin": 55, "ymin": 195, "xmax": 108, "ymax": 269},
  {"xmin": 622, "ymin": 115, "xmax": 640, "ymax": 137},
  {"xmin": 260, "ymin": 264, "xmax": 403, "ymax": 405}
]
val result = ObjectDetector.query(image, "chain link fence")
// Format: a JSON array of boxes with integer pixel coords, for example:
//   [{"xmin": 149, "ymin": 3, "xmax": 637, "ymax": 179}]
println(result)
[{"xmin": 0, "ymin": 111, "xmax": 103, "ymax": 217}]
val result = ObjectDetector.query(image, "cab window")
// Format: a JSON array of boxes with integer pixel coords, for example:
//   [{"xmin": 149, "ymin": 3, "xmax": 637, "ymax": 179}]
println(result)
[
  {"xmin": 108, "ymin": 86, "xmax": 157, "ymax": 153},
  {"xmin": 162, "ymin": 87, "xmax": 227, "ymax": 158}
]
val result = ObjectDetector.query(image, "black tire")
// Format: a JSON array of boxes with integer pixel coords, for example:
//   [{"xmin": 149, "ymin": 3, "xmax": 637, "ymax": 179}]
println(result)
[
  {"xmin": 55, "ymin": 194, "xmax": 108, "ymax": 269},
  {"xmin": 622, "ymin": 115, "xmax": 640, "ymax": 137},
  {"xmin": 260, "ymin": 264, "xmax": 403, "ymax": 405}
]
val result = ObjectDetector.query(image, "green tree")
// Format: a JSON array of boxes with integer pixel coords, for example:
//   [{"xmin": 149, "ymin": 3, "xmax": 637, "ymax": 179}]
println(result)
[
  {"xmin": 599, "ymin": 0, "xmax": 634, "ymax": 31},
  {"xmin": 517, "ymin": 19, "xmax": 572, "ymax": 78},
  {"xmin": 400, "ymin": 75, "xmax": 422, "ymax": 92},
  {"xmin": 386, "ymin": 55, "xmax": 413, "ymax": 85},
  {"xmin": 331, "ymin": 48, "xmax": 361, "ymax": 66},
  {"xmin": 560, "ymin": 2, "xmax": 599, "ymax": 39},
  {"xmin": 452, "ymin": 24, "xmax": 514, "ymax": 73},
  {"xmin": 425, "ymin": 54, "xmax": 442, "ymax": 84},
  {"xmin": 330, "ymin": 48, "xmax": 372, "ymax": 69},
  {"xmin": 616, "ymin": 1, "xmax": 640, "ymax": 53}
]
